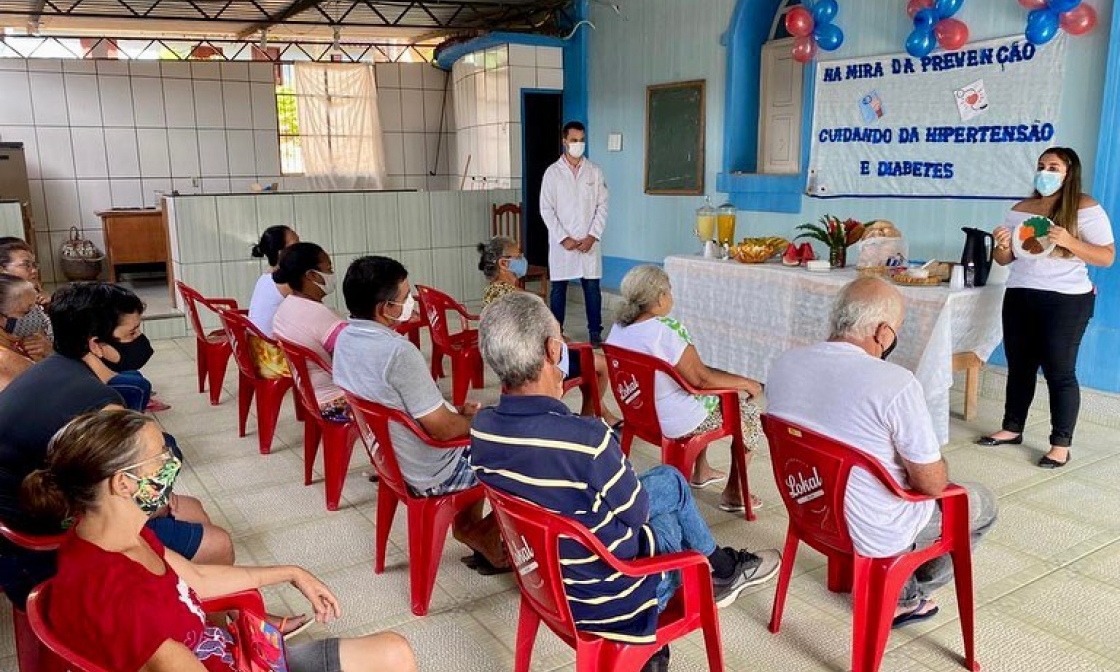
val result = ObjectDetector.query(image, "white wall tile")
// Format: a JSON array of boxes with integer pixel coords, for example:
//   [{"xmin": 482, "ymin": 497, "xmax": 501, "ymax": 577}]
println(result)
[
  {"xmin": 397, "ymin": 192, "xmax": 431, "ymax": 250},
  {"xmin": 0, "ymin": 60, "xmax": 26, "ymax": 72},
  {"xmin": 382, "ymin": 132, "xmax": 405, "ymax": 176},
  {"xmin": 222, "ymin": 80, "xmax": 252, "ymax": 129},
  {"xmin": 538, "ymin": 68, "xmax": 564, "ymax": 91},
  {"xmin": 71, "ymin": 127, "xmax": 108, "ymax": 178},
  {"xmin": 292, "ymin": 193, "xmax": 332, "ymax": 249},
  {"xmin": 429, "ymin": 191, "xmax": 460, "ymax": 247},
  {"xmin": 35, "ymin": 127, "xmax": 75, "ymax": 179},
  {"xmin": 28, "ymin": 180, "xmax": 47, "ymax": 231},
  {"xmin": 374, "ymin": 63, "xmax": 400, "ymax": 89},
  {"xmin": 27, "ymin": 60, "xmax": 61, "ymax": 73},
  {"xmin": 425, "ymin": 133, "xmax": 449, "ymax": 176},
  {"xmin": 399, "ymin": 249, "xmax": 432, "ymax": 289},
  {"xmin": 61, "ymin": 60, "xmax": 95, "ymax": 74},
  {"xmin": 172, "ymin": 177, "xmax": 200, "ymax": 195},
  {"xmin": 430, "ymin": 247, "xmax": 463, "ymax": 299},
  {"xmin": 42, "ymin": 180, "xmax": 80, "ymax": 230},
  {"xmin": 253, "ymin": 130, "xmax": 281, "ymax": 177},
  {"xmin": 365, "ymin": 192, "xmax": 400, "ymax": 251},
  {"xmin": 537, "ymin": 46, "xmax": 563, "ymax": 68},
  {"xmin": 160, "ymin": 61, "xmax": 192, "ymax": 79},
  {"xmin": 400, "ymin": 89, "xmax": 425, "ymax": 132},
  {"xmin": 110, "ymin": 179, "xmax": 143, "ymax": 208},
  {"xmin": 226, "ymin": 130, "xmax": 256, "ymax": 177},
  {"xmin": 216, "ymin": 195, "xmax": 259, "ymax": 261},
  {"xmin": 198, "ymin": 130, "xmax": 229, "ymax": 176},
  {"xmin": 459, "ymin": 190, "xmax": 493, "ymax": 247},
  {"xmin": 168, "ymin": 129, "xmax": 200, "ymax": 177},
  {"xmin": 104, "ymin": 128, "xmax": 141, "ymax": 178},
  {"xmin": 329, "ymin": 193, "xmax": 367, "ymax": 254},
  {"xmin": 377, "ymin": 88, "xmax": 402, "ymax": 132},
  {"xmin": 0, "ymin": 125, "xmax": 40, "ymax": 178},
  {"xmin": 249, "ymin": 62, "xmax": 273, "ymax": 83},
  {"xmin": 220, "ymin": 61, "xmax": 250, "ymax": 82},
  {"xmin": 141, "ymin": 178, "xmax": 173, "ymax": 206},
  {"xmin": 250, "ymin": 82, "xmax": 277, "ymax": 130},
  {"xmin": 201, "ymin": 177, "xmax": 230, "ymax": 194},
  {"xmin": 193, "ymin": 80, "xmax": 225, "ymax": 128},
  {"xmin": 136, "ymin": 128, "xmax": 171, "ymax": 178},
  {"xmin": 509, "ymin": 67, "xmax": 536, "ymax": 96},
  {"xmin": 162, "ymin": 78, "xmax": 195, "ymax": 128},
  {"xmin": 64, "ymin": 74, "xmax": 102, "ymax": 127},
  {"xmin": 422, "ymin": 64, "xmax": 446, "ymax": 91},
  {"xmin": 256, "ymin": 193, "xmax": 293, "ymax": 230},
  {"xmin": 460, "ymin": 245, "xmax": 488, "ymax": 301},
  {"xmin": 172, "ymin": 196, "xmax": 220, "ymax": 263},
  {"xmin": 97, "ymin": 75, "xmax": 134, "ymax": 127},
  {"xmin": 221, "ymin": 260, "xmax": 261, "ymax": 304},
  {"xmin": 402, "ymin": 133, "xmax": 427, "ymax": 176},
  {"xmin": 508, "ymin": 44, "xmax": 536, "ymax": 68},
  {"xmin": 0, "ymin": 71, "xmax": 33, "ymax": 125},
  {"xmin": 29, "ymin": 72, "xmax": 68, "ymax": 126},
  {"xmin": 76, "ymin": 180, "xmax": 112, "ymax": 229},
  {"xmin": 191, "ymin": 61, "xmax": 222, "ymax": 81},
  {"xmin": 129, "ymin": 61, "xmax": 161, "ymax": 78},
  {"xmin": 399, "ymin": 63, "xmax": 424, "ymax": 89},
  {"xmin": 34, "ymin": 231, "xmax": 57, "ymax": 283},
  {"xmin": 132, "ymin": 76, "xmax": 167, "ymax": 128},
  {"xmin": 403, "ymin": 176, "xmax": 426, "ymax": 190},
  {"xmin": 423, "ymin": 90, "xmax": 446, "ymax": 133}
]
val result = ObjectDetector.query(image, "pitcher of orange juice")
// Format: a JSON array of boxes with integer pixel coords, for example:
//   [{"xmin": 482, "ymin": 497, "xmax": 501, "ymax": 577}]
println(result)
[
  {"xmin": 717, "ymin": 202, "xmax": 737, "ymax": 246},
  {"xmin": 695, "ymin": 197, "xmax": 716, "ymax": 249}
]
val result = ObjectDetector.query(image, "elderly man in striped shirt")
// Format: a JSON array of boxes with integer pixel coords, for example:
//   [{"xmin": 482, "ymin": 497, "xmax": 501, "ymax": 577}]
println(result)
[{"xmin": 470, "ymin": 292, "xmax": 780, "ymax": 672}]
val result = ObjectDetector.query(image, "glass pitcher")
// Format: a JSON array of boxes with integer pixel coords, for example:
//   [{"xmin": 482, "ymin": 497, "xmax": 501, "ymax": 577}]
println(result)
[
  {"xmin": 717, "ymin": 202, "xmax": 737, "ymax": 246},
  {"xmin": 695, "ymin": 197, "xmax": 716, "ymax": 246}
]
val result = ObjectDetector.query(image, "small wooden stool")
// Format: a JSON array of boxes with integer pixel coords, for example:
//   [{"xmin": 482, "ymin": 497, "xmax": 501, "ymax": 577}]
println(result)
[{"xmin": 952, "ymin": 352, "xmax": 982, "ymax": 421}]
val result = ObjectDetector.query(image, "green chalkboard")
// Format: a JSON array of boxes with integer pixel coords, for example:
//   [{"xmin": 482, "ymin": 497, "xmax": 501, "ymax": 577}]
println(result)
[{"xmin": 645, "ymin": 80, "xmax": 705, "ymax": 195}]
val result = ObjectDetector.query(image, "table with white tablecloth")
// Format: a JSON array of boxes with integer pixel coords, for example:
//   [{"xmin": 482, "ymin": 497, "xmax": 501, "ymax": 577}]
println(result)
[{"xmin": 664, "ymin": 255, "xmax": 1006, "ymax": 445}]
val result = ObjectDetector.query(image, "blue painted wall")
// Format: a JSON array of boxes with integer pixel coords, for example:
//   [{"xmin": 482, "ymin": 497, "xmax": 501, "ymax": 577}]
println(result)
[{"xmin": 588, "ymin": 0, "xmax": 1120, "ymax": 391}]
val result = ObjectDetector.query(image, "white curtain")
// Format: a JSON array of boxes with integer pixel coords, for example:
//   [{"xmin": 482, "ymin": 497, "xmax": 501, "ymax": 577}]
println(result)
[{"xmin": 293, "ymin": 63, "xmax": 387, "ymax": 190}]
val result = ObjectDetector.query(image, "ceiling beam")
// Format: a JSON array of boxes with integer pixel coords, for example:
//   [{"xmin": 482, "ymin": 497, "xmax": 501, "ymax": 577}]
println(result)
[{"xmin": 235, "ymin": 0, "xmax": 323, "ymax": 39}]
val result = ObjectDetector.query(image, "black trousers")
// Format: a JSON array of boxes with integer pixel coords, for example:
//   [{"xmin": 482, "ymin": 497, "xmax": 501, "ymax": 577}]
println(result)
[{"xmin": 1001, "ymin": 287, "xmax": 1095, "ymax": 447}]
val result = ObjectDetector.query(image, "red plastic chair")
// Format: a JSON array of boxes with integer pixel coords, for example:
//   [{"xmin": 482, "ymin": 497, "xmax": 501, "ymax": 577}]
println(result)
[
  {"xmin": 394, "ymin": 312, "xmax": 425, "ymax": 349},
  {"xmin": 27, "ymin": 583, "xmax": 267, "ymax": 672},
  {"xmin": 415, "ymin": 285, "xmax": 484, "ymax": 406},
  {"xmin": 0, "ymin": 522, "xmax": 65, "ymax": 672},
  {"xmin": 219, "ymin": 309, "xmax": 297, "ymax": 455},
  {"xmin": 761, "ymin": 415, "xmax": 978, "ymax": 672},
  {"xmin": 563, "ymin": 342, "xmax": 602, "ymax": 417},
  {"xmin": 176, "ymin": 280, "xmax": 238, "ymax": 406},
  {"xmin": 276, "ymin": 337, "xmax": 358, "ymax": 511},
  {"xmin": 482, "ymin": 485, "xmax": 725, "ymax": 672},
  {"xmin": 601, "ymin": 344, "xmax": 755, "ymax": 522},
  {"xmin": 344, "ymin": 391, "xmax": 483, "ymax": 617}
]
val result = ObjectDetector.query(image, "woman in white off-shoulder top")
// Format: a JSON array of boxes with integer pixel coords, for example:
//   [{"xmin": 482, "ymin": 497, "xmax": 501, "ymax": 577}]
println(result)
[{"xmin": 977, "ymin": 147, "xmax": 1115, "ymax": 468}]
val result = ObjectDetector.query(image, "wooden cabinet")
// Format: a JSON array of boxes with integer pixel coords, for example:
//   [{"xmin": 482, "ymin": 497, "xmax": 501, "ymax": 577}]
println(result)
[{"xmin": 97, "ymin": 208, "xmax": 170, "ymax": 283}]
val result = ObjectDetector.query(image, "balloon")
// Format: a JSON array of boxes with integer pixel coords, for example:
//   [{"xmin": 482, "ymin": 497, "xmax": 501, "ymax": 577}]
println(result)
[
  {"xmin": 906, "ymin": 28, "xmax": 937, "ymax": 57},
  {"xmin": 907, "ymin": 0, "xmax": 934, "ymax": 18},
  {"xmin": 785, "ymin": 6, "xmax": 815, "ymax": 38},
  {"xmin": 934, "ymin": 18, "xmax": 970, "ymax": 50},
  {"xmin": 1060, "ymin": 2, "xmax": 1098, "ymax": 35},
  {"xmin": 935, "ymin": 0, "xmax": 965, "ymax": 18},
  {"xmin": 814, "ymin": 22, "xmax": 845, "ymax": 51},
  {"xmin": 812, "ymin": 0, "xmax": 839, "ymax": 25},
  {"xmin": 1047, "ymin": 0, "xmax": 1081, "ymax": 13},
  {"xmin": 1017, "ymin": 0, "xmax": 1049, "ymax": 8},
  {"xmin": 1025, "ymin": 9, "xmax": 1061, "ymax": 44},
  {"xmin": 791, "ymin": 35, "xmax": 818, "ymax": 63},
  {"xmin": 914, "ymin": 7, "xmax": 938, "ymax": 31}
]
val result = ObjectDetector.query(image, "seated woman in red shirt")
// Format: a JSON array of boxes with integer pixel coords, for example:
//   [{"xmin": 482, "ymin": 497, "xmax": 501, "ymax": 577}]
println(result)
[{"xmin": 22, "ymin": 409, "xmax": 417, "ymax": 672}]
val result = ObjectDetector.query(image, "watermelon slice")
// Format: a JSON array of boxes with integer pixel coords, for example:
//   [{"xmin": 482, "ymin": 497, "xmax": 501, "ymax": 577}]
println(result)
[
  {"xmin": 798, "ymin": 242, "xmax": 816, "ymax": 264},
  {"xmin": 781, "ymin": 243, "xmax": 801, "ymax": 266}
]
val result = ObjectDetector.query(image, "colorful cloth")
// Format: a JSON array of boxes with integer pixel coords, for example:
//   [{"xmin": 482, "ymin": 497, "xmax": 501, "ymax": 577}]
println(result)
[
  {"xmin": 250, "ymin": 335, "xmax": 290, "ymax": 379},
  {"xmin": 482, "ymin": 281, "xmax": 519, "ymax": 307}
]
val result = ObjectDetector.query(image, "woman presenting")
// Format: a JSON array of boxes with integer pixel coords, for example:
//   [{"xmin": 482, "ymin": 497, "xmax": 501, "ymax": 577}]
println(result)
[{"xmin": 977, "ymin": 147, "xmax": 1115, "ymax": 468}]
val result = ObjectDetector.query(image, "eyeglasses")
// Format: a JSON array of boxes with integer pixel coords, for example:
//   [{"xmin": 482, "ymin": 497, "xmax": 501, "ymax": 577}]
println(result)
[
  {"xmin": 118, "ymin": 449, "xmax": 176, "ymax": 475},
  {"xmin": 5, "ymin": 261, "xmax": 39, "ymax": 271}
]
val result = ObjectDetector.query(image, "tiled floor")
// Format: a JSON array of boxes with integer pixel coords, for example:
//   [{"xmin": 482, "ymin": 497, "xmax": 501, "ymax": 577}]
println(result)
[{"xmin": 4, "ymin": 315, "xmax": 1120, "ymax": 672}]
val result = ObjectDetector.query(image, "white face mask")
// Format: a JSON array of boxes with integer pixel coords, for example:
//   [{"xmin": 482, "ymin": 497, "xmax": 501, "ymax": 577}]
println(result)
[
  {"xmin": 389, "ymin": 294, "xmax": 415, "ymax": 323},
  {"xmin": 567, "ymin": 141, "xmax": 586, "ymax": 159},
  {"xmin": 313, "ymin": 270, "xmax": 336, "ymax": 296}
]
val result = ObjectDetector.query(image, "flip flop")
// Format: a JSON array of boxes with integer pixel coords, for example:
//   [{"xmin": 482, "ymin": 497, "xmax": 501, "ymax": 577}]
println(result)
[
  {"xmin": 891, "ymin": 599, "xmax": 939, "ymax": 629},
  {"xmin": 690, "ymin": 475, "xmax": 726, "ymax": 489},
  {"xmin": 718, "ymin": 495, "xmax": 764, "ymax": 513},
  {"xmin": 275, "ymin": 614, "xmax": 313, "ymax": 639}
]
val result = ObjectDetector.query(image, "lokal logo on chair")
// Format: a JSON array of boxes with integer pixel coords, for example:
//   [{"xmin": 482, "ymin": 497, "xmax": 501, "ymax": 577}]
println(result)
[
  {"xmin": 784, "ymin": 459, "xmax": 825, "ymax": 505},
  {"xmin": 614, "ymin": 370, "xmax": 642, "ymax": 409},
  {"xmin": 509, "ymin": 534, "xmax": 539, "ymax": 576}
]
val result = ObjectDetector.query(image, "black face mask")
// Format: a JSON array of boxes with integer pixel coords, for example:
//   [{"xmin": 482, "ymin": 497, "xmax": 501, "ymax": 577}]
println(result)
[
  {"xmin": 879, "ymin": 325, "xmax": 898, "ymax": 361},
  {"xmin": 103, "ymin": 334, "xmax": 154, "ymax": 373},
  {"xmin": 2, "ymin": 316, "xmax": 16, "ymax": 334}
]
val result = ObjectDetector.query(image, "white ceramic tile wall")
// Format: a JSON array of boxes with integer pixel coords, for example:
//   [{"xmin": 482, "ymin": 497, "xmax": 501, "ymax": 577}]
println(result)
[
  {"xmin": 373, "ymin": 63, "xmax": 455, "ymax": 193},
  {"xmin": 0, "ymin": 58, "xmax": 283, "ymax": 282},
  {"xmin": 451, "ymin": 44, "xmax": 564, "ymax": 190}
]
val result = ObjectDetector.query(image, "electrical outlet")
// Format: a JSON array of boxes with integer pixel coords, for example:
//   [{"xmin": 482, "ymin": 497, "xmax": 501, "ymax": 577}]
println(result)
[{"xmin": 607, "ymin": 133, "xmax": 623, "ymax": 152}]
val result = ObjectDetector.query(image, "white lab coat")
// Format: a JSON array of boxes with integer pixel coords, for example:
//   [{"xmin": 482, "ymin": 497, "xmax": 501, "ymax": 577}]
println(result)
[{"xmin": 539, "ymin": 156, "xmax": 609, "ymax": 281}]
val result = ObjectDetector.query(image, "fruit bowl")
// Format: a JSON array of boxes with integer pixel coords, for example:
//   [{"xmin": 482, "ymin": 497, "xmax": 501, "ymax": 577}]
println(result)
[{"xmin": 731, "ymin": 244, "xmax": 773, "ymax": 263}]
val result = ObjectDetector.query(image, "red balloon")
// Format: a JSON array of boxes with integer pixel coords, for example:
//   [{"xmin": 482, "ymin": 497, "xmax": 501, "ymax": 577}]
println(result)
[
  {"xmin": 934, "ymin": 18, "xmax": 969, "ymax": 50},
  {"xmin": 791, "ymin": 35, "xmax": 818, "ymax": 63},
  {"xmin": 785, "ymin": 6, "xmax": 815, "ymax": 38},
  {"xmin": 906, "ymin": 0, "xmax": 934, "ymax": 19},
  {"xmin": 1017, "ymin": 0, "xmax": 1049, "ymax": 8},
  {"xmin": 1060, "ymin": 3, "xmax": 1098, "ymax": 36}
]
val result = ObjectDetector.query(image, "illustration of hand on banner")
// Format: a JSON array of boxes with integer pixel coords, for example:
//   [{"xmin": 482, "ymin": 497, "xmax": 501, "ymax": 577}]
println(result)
[
  {"xmin": 1024, "ymin": 0, "xmax": 1097, "ymax": 45},
  {"xmin": 785, "ymin": 0, "xmax": 845, "ymax": 63}
]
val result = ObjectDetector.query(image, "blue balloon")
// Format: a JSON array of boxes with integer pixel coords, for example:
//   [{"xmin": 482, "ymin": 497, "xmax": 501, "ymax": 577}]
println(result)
[
  {"xmin": 1047, "ymin": 0, "xmax": 1080, "ymax": 13},
  {"xmin": 812, "ymin": 0, "xmax": 839, "ymax": 25},
  {"xmin": 906, "ymin": 28, "xmax": 937, "ymax": 57},
  {"xmin": 914, "ymin": 7, "xmax": 938, "ymax": 31},
  {"xmin": 1025, "ymin": 9, "xmax": 1061, "ymax": 44},
  {"xmin": 814, "ymin": 22, "xmax": 845, "ymax": 51},
  {"xmin": 935, "ymin": 0, "xmax": 965, "ymax": 19}
]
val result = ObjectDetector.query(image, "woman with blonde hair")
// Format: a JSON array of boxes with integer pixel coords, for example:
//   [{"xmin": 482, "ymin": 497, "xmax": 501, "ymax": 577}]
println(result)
[{"xmin": 605, "ymin": 265, "xmax": 764, "ymax": 512}]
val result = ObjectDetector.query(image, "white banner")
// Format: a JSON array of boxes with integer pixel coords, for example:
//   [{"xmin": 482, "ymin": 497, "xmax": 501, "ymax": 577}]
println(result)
[{"xmin": 807, "ymin": 34, "xmax": 1066, "ymax": 199}]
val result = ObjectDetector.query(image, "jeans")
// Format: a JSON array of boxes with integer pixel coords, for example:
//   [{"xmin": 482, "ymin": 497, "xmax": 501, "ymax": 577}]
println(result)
[
  {"xmin": 898, "ymin": 481, "xmax": 998, "ymax": 609},
  {"xmin": 550, "ymin": 278, "xmax": 603, "ymax": 339},
  {"xmin": 640, "ymin": 466, "xmax": 718, "ymax": 611},
  {"xmin": 1001, "ymin": 288, "xmax": 1095, "ymax": 447},
  {"xmin": 108, "ymin": 370, "xmax": 153, "ymax": 412}
]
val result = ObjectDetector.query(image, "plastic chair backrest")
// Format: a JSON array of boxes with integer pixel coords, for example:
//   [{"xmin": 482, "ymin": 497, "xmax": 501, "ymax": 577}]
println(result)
[
  {"xmin": 175, "ymin": 280, "xmax": 209, "ymax": 338},
  {"xmin": 761, "ymin": 414, "xmax": 916, "ymax": 557},
  {"xmin": 600, "ymin": 343, "xmax": 680, "ymax": 447},
  {"xmin": 26, "ymin": 583, "xmax": 109, "ymax": 672},
  {"xmin": 219, "ymin": 308, "xmax": 267, "ymax": 380},
  {"xmin": 492, "ymin": 202, "xmax": 523, "ymax": 245},
  {"xmin": 0, "ymin": 521, "xmax": 66, "ymax": 552},
  {"xmin": 276, "ymin": 337, "xmax": 331, "ymax": 415},
  {"xmin": 415, "ymin": 285, "xmax": 466, "ymax": 351}
]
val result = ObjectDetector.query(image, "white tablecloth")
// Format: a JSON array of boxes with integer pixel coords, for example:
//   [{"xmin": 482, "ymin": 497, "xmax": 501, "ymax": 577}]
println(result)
[{"xmin": 664, "ymin": 255, "xmax": 1006, "ymax": 445}]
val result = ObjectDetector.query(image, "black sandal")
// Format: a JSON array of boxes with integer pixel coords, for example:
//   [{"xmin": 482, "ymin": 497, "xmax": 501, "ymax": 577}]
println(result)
[
  {"xmin": 1038, "ymin": 451, "xmax": 1070, "ymax": 469},
  {"xmin": 471, "ymin": 553, "xmax": 513, "ymax": 576}
]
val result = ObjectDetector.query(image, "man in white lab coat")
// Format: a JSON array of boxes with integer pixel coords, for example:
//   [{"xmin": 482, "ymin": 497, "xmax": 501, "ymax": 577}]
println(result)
[{"xmin": 540, "ymin": 121, "xmax": 608, "ymax": 346}]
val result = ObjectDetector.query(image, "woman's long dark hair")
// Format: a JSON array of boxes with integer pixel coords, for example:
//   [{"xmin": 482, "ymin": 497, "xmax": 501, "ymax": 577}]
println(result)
[
  {"xmin": 272, "ymin": 242, "xmax": 327, "ymax": 294},
  {"xmin": 1035, "ymin": 147, "xmax": 1083, "ymax": 258}
]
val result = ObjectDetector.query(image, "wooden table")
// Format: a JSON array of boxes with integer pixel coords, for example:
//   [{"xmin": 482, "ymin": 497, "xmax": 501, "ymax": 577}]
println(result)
[{"xmin": 97, "ymin": 208, "xmax": 170, "ymax": 283}]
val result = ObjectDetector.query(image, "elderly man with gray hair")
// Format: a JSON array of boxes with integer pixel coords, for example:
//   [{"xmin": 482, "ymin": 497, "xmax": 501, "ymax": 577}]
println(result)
[
  {"xmin": 471, "ymin": 292, "xmax": 779, "ymax": 672},
  {"xmin": 766, "ymin": 276, "xmax": 997, "ymax": 629}
]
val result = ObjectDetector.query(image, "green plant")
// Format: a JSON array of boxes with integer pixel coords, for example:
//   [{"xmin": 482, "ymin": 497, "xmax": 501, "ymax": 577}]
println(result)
[{"xmin": 796, "ymin": 215, "xmax": 864, "ymax": 249}]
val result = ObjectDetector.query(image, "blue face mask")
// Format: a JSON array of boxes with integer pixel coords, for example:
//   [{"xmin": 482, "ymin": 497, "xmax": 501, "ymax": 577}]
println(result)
[
  {"xmin": 552, "ymin": 338, "xmax": 569, "ymax": 377},
  {"xmin": 507, "ymin": 256, "xmax": 529, "ymax": 279},
  {"xmin": 2, "ymin": 316, "xmax": 16, "ymax": 334},
  {"xmin": 1034, "ymin": 170, "xmax": 1064, "ymax": 197}
]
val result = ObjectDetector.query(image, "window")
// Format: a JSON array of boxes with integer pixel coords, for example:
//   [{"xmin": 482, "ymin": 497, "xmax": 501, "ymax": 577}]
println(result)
[{"xmin": 276, "ymin": 65, "xmax": 302, "ymax": 174}]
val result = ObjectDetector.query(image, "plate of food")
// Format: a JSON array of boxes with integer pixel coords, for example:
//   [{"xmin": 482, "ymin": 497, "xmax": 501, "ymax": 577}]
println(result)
[{"xmin": 1012, "ymin": 216, "xmax": 1057, "ymax": 259}]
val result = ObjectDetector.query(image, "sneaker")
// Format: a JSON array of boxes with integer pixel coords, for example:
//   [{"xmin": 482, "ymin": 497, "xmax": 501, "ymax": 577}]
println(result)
[
  {"xmin": 640, "ymin": 645, "xmax": 670, "ymax": 672},
  {"xmin": 712, "ymin": 548, "xmax": 781, "ymax": 608}
]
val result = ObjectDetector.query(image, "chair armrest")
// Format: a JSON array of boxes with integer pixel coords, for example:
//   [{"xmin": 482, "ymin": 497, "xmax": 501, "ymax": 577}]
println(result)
[
  {"xmin": 0, "ymin": 523, "xmax": 66, "ymax": 552},
  {"xmin": 200, "ymin": 589, "xmax": 266, "ymax": 616},
  {"xmin": 620, "ymin": 549, "xmax": 711, "ymax": 577},
  {"xmin": 889, "ymin": 481, "xmax": 968, "ymax": 504},
  {"xmin": 208, "ymin": 298, "xmax": 240, "ymax": 312},
  {"xmin": 422, "ymin": 435, "xmax": 472, "ymax": 450}
]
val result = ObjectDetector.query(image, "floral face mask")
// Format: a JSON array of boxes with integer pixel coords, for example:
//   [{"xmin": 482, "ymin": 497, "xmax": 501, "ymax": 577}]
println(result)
[{"xmin": 120, "ymin": 451, "xmax": 182, "ymax": 516}]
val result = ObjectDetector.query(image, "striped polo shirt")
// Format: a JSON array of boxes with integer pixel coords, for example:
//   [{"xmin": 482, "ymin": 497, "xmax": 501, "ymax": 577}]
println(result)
[{"xmin": 470, "ymin": 394, "xmax": 660, "ymax": 643}]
